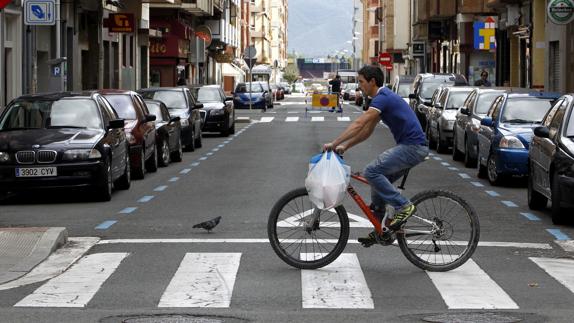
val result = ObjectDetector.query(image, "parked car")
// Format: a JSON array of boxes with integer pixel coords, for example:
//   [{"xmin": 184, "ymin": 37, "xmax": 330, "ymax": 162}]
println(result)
[
  {"xmin": 138, "ymin": 87, "xmax": 203, "ymax": 152},
  {"xmin": 476, "ymin": 92, "xmax": 560, "ymax": 185},
  {"xmin": 280, "ymin": 82, "xmax": 292, "ymax": 94},
  {"xmin": 410, "ymin": 73, "xmax": 468, "ymax": 130},
  {"xmin": 452, "ymin": 88, "xmax": 518, "ymax": 167},
  {"xmin": 427, "ymin": 86, "xmax": 475, "ymax": 153},
  {"xmin": 259, "ymin": 82, "xmax": 275, "ymax": 109},
  {"xmin": 99, "ymin": 90, "xmax": 157, "ymax": 179},
  {"xmin": 144, "ymin": 100, "xmax": 183, "ymax": 167},
  {"xmin": 233, "ymin": 82, "xmax": 270, "ymax": 110},
  {"xmin": 0, "ymin": 92, "xmax": 130, "ymax": 201},
  {"xmin": 270, "ymin": 83, "xmax": 284, "ymax": 100},
  {"xmin": 391, "ymin": 75, "xmax": 415, "ymax": 104},
  {"xmin": 189, "ymin": 84, "xmax": 235, "ymax": 136},
  {"xmin": 342, "ymin": 83, "xmax": 359, "ymax": 101},
  {"xmin": 528, "ymin": 94, "xmax": 574, "ymax": 224}
]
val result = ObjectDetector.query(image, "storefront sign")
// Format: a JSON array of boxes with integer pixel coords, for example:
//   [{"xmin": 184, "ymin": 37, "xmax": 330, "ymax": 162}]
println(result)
[
  {"xmin": 108, "ymin": 13, "xmax": 135, "ymax": 33},
  {"xmin": 547, "ymin": 0, "xmax": 574, "ymax": 24},
  {"xmin": 195, "ymin": 25, "xmax": 212, "ymax": 47},
  {"xmin": 150, "ymin": 37, "xmax": 188, "ymax": 58},
  {"xmin": 474, "ymin": 16, "xmax": 496, "ymax": 50},
  {"xmin": 0, "ymin": 0, "xmax": 12, "ymax": 9}
]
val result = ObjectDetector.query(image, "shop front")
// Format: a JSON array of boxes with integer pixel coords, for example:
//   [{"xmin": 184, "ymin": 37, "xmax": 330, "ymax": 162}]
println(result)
[{"xmin": 149, "ymin": 20, "xmax": 193, "ymax": 87}]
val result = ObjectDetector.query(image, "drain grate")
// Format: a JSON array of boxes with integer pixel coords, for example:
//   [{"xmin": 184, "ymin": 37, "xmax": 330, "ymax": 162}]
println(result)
[{"xmin": 422, "ymin": 313, "xmax": 522, "ymax": 323}]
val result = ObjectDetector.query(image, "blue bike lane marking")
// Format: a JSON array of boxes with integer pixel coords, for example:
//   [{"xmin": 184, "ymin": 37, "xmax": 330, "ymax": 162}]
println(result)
[{"xmin": 546, "ymin": 229, "xmax": 571, "ymax": 241}]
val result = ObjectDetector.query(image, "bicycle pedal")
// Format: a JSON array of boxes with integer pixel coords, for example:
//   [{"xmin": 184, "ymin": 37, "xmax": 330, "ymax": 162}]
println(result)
[{"xmin": 357, "ymin": 237, "xmax": 375, "ymax": 248}]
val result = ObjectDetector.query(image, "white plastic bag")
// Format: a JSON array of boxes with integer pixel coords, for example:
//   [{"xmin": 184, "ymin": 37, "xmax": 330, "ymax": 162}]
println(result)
[{"xmin": 305, "ymin": 152, "xmax": 351, "ymax": 210}]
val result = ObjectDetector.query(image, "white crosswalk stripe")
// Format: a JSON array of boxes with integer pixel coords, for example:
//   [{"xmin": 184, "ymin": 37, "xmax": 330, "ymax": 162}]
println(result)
[
  {"xmin": 158, "ymin": 253, "xmax": 241, "ymax": 308},
  {"xmin": 11, "ymin": 252, "xmax": 574, "ymax": 310},
  {"xmin": 14, "ymin": 253, "xmax": 129, "ymax": 307},
  {"xmin": 301, "ymin": 253, "xmax": 373, "ymax": 309},
  {"xmin": 259, "ymin": 117, "xmax": 274, "ymax": 123},
  {"xmin": 311, "ymin": 116, "xmax": 324, "ymax": 122},
  {"xmin": 285, "ymin": 117, "xmax": 299, "ymax": 122}
]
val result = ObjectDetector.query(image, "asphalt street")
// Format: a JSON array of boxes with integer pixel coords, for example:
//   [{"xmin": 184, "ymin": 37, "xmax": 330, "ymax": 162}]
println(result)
[{"xmin": 0, "ymin": 95, "xmax": 573, "ymax": 323}]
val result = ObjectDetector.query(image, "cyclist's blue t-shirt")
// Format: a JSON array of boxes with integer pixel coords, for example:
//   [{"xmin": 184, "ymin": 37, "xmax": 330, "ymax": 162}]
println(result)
[{"xmin": 369, "ymin": 87, "xmax": 426, "ymax": 145}]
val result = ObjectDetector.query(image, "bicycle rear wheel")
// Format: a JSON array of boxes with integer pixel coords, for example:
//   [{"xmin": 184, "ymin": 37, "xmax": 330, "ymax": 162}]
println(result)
[
  {"xmin": 396, "ymin": 190, "xmax": 480, "ymax": 272},
  {"xmin": 267, "ymin": 187, "xmax": 349, "ymax": 269}
]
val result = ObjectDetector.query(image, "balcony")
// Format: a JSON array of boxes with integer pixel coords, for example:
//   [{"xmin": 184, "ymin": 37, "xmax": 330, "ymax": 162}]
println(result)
[
  {"xmin": 150, "ymin": 0, "xmax": 214, "ymax": 16},
  {"xmin": 206, "ymin": 19, "xmax": 239, "ymax": 48},
  {"xmin": 250, "ymin": 3, "xmax": 264, "ymax": 13}
]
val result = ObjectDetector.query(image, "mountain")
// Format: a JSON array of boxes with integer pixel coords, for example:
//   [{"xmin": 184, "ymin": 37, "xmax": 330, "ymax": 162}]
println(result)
[{"xmin": 287, "ymin": 0, "xmax": 355, "ymax": 57}]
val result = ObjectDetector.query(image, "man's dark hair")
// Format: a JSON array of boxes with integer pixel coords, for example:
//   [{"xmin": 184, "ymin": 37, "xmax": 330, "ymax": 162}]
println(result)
[
  {"xmin": 335, "ymin": 75, "xmax": 340, "ymax": 79},
  {"xmin": 481, "ymin": 70, "xmax": 488, "ymax": 77},
  {"xmin": 358, "ymin": 65, "xmax": 384, "ymax": 87}
]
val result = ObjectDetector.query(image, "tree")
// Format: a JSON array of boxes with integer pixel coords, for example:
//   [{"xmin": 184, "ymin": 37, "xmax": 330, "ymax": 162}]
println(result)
[{"xmin": 283, "ymin": 62, "xmax": 299, "ymax": 84}]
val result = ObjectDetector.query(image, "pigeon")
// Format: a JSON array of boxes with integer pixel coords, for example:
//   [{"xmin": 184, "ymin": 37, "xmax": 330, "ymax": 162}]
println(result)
[{"xmin": 192, "ymin": 216, "xmax": 221, "ymax": 233}]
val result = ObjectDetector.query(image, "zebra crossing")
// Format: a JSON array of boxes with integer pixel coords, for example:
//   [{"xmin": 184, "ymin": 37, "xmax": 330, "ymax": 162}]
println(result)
[
  {"xmin": 254, "ymin": 115, "xmax": 358, "ymax": 123},
  {"xmin": 8, "ymin": 251, "xmax": 574, "ymax": 310}
]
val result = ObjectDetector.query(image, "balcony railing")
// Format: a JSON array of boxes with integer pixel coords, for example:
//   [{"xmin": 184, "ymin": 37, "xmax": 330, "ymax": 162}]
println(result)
[{"xmin": 149, "ymin": 0, "xmax": 213, "ymax": 16}]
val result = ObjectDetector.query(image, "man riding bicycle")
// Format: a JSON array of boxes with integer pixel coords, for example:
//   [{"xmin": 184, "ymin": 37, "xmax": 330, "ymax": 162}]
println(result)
[{"xmin": 323, "ymin": 65, "xmax": 429, "ymax": 247}]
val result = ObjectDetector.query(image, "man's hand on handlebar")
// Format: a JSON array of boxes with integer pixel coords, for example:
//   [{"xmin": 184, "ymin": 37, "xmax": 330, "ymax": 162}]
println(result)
[{"xmin": 323, "ymin": 143, "xmax": 346, "ymax": 155}]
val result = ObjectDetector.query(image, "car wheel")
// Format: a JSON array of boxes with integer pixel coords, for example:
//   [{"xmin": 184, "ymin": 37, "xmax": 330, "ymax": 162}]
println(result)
[
  {"xmin": 185, "ymin": 128, "xmax": 196, "ymax": 152},
  {"xmin": 195, "ymin": 127, "xmax": 203, "ymax": 148},
  {"xmin": 146, "ymin": 144, "xmax": 158, "ymax": 173},
  {"xmin": 158, "ymin": 138, "xmax": 170, "ymax": 167},
  {"xmin": 427, "ymin": 125, "xmax": 437, "ymax": 149},
  {"xmin": 133, "ymin": 148, "xmax": 146, "ymax": 179},
  {"xmin": 477, "ymin": 150, "xmax": 487, "ymax": 179},
  {"xmin": 464, "ymin": 137, "xmax": 477, "ymax": 168},
  {"xmin": 551, "ymin": 171, "xmax": 566, "ymax": 224},
  {"xmin": 95, "ymin": 157, "xmax": 112, "ymax": 202},
  {"xmin": 115, "ymin": 152, "xmax": 131, "ymax": 190},
  {"xmin": 171, "ymin": 137, "xmax": 183, "ymax": 162},
  {"xmin": 436, "ymin": 128, "xmax": 448, "ymax": 154},
  {"xmin": 527, "ymin": 165, "xmax": 547, "ymax": 210},
  {"xmin": 452, "ymin": 129, "xmax": 464, "ymax": 161},
  {"xmin": 221, "ymin": 116, "xmax": 230, "ymax": 137},
  {"xmin": 230, "ymin": 118, "xmax": 236, "ymax": 134},
  {"xmin": 487, "ymin": 153, "xmax": 504, "ymax": 185}
]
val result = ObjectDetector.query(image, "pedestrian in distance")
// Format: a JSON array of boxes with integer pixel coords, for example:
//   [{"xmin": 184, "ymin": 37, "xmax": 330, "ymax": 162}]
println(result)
[
  {"xmin": 176, "ymin": 75, "xmax": 187, "ymax": 86},
  {"xmin": 328, "ymin": 75, "xmax": 343, "ymax": 113},
  {"xmin": 323, "ymin": 65, "xmax": 429, "ymax": 247},
  {"xmin": 474, "ymin": 70, "xmax": 492, "ymax": 87}
]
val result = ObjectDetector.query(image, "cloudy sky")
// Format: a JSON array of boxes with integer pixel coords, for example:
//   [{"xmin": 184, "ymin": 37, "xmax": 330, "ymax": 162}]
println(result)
[{"xmin": 287, "ymin": 0, "xmax": 355, "ymax": 57}]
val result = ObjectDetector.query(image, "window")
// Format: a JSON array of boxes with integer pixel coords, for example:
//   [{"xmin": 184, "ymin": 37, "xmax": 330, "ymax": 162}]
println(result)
[
  {"xmin": 543, "ymin": 99, "xmax": 563, "ymax": 128},
  {"xmin": 476, "ymin": 92, "xmax": 502, "ymax": 115},
  {"xmin": 548, "ymin": 99, "xmax": 568, "ymax": 139},
  {"xmin": 488, "ymin": 97, "xmax": 503, "ymax": 121},
  {"xmin": 501, "ymin": 98, "xmax": 554, "ymax": 124}
]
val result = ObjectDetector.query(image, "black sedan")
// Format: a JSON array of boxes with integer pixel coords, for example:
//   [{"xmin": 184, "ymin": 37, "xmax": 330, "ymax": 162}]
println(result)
[
  {"xmin": 190, "ymin": 85, "xmax": 235, "ymax": 136},
  {"xmin": 145, "ymin": 100, "xmax": 183, "ymax": 167},
  {"xmin": 528, "ymin": 94, "xmax": 574, "ymax": 224},
  {"xmin": 0, "ymin": 92, "xmax": 130, "ymax": 201}
]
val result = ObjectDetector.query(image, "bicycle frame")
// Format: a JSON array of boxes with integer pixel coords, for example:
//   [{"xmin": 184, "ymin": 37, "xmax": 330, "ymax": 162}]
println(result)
[{"xmin": 347, "ymin": 173, "xmax": 383, "ymax": 233}]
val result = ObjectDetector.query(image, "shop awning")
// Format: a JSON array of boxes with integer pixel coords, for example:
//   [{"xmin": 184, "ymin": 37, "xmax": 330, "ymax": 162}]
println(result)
[{"xmin": 222, "ymin": 63, "xmax": 245, "ymax": 78}]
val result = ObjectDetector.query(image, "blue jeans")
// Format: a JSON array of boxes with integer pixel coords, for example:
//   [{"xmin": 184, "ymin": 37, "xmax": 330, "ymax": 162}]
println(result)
[{"xmin": 364, "ymin": 144, "xmax": 429, "ymax": 212}]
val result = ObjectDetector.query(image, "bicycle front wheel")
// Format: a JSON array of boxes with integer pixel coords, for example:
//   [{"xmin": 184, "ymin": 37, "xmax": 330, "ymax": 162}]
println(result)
[
  {"xmin": 397, "ymin": 190, "xmax": 480, "ymax": 272},
  {"xmin": 267, "ymin": 187, "xmax": 349, "ymax": 269}
]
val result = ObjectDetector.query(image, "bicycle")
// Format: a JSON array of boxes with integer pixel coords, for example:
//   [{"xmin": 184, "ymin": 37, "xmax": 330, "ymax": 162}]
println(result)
[{"xmin": 267, "ymin": 164, "xmax": 480, "ymax": 272}]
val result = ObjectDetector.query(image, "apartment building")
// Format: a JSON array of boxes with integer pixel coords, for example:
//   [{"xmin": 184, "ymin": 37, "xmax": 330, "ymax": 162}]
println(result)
[{"xmin": 270, "ymin": 0, "xmax": 288, "ymax": 83}]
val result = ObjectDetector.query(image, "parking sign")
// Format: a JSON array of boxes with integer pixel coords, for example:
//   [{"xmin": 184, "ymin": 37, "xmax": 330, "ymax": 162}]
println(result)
[{"xmin": 24, "ymin": 0, "xmax": 55, "ymax": 26}]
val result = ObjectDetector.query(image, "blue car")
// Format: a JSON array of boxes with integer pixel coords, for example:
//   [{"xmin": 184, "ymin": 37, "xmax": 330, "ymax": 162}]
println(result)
[
  {"xmin": 476, "ymin": 92, "xmax": 560, "ymax": 185},
  {"xmin": 232, "ymin": 82, "xmax": 269, "ymax": 110}
]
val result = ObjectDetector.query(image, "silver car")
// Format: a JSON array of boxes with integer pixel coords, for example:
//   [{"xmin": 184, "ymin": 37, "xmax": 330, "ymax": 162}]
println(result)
[{"xmin": 427, "ymin": 87, "xmax": 475, "ymax": 153}]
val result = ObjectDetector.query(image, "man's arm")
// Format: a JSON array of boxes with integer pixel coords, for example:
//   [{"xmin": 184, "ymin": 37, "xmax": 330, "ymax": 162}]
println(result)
[{"xmin": 324, "ymin": 108, "xmax": 381, "ymax": 152}]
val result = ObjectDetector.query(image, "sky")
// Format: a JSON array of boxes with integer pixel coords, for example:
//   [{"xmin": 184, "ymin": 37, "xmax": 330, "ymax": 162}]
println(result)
[{"xmin": 287, "ymin": 0, "xmax": 355, "ymax": 58}]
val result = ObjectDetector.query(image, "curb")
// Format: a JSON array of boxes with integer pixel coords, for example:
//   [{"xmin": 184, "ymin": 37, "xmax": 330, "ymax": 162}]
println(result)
[{"xmin": 0, "ymin": 227, "xmax": 68, "ymax": 284}]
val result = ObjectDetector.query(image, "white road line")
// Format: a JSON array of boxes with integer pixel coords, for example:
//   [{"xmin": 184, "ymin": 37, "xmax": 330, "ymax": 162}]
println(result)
[
  {"xmin": 426, "ymin": 258, "xmax": 519, "ymax": 309},
  {"xmin": 337, "ymin": 117, "xmax": 351, "ymax": 121},
  {"xmin": 14, "ymin": 253, "xmax": 128, "ymax": 307},
  {"xmin": 530, "ymin": 257, "xmax": 574, "ymax": 293},
  {"xmin": 158, "ymin": 253, "xmax": 241, "ymax": 308},
  {"xmin": 96, "ymin": 239, "xmax": 552, "ymax": 249},
  {"xmin": 0, "ymin": 238, "xmax": 99, "ymax": 291},
  {"xmin": 285, "ymin": 117, "xmax": 299, "ymax": 122},
  {"xmin": 302, "ymin": 253, "xmax": 373, "ymax": 309},
  {"xmin": 259, "ymin": 117, "xmax": 275, "ymax": 123},
  {"xmin": 311, "ymin": 116, "xmax": 324, "ymax": 122},
  {"xmin": 555, "ymin": 240, "xmax": 574, "ymax": 252}
]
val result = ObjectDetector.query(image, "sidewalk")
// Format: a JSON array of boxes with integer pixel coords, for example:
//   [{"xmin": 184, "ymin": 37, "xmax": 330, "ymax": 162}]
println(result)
[{"xmin": 0, "ymin": 227, "xmax": 67, "ymax": 284}]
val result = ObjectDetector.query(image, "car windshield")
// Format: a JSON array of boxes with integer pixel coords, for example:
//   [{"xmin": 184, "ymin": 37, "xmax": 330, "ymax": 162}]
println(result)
[
  {"xmin": 146, "ymin": 102, "xmax": 165, "ymax": 122},
  {"xmin": 501, "ymin": 98, "xmax": 554, "ymax": 123},
  {"xmin": 139, "ymin": 91, "xmax": 187, "ymax": 109},
  {"xmin": 567, "ymin": 108, "xmax": 574, "ymax": 137},
  {"xmin": 0, "ymin": 98, "xmax": 102, "ymax": 130},
  {"xmin": 421, "ymin": 82, "xmax": 453, "ymax": 99},
  {"xmin": 476, "ymin": 93, "xmax": 502, "ymax": 114},
  {"xmin": 446, "ymin": 91, "xmax": 471, "ymax": 109},
  {"xmin": 103, "ymin": 95, "xmax": 137, "ymax": 119},
  {"xmin": 397, "ymin": 83, "xmax": 414, "ymax": 98},
  {"xmin": 235, "ymin": 83, "xmax": 264, "ymax": 93},
  {"xmin": 191, "ymin": 87, "xmax": 221, "ymax": 103}
]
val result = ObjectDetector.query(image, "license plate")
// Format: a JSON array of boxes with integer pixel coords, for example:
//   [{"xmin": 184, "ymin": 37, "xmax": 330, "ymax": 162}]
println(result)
[{"xmin": 15, "ymin": 167, "xmax": 57, "ymax": 177}]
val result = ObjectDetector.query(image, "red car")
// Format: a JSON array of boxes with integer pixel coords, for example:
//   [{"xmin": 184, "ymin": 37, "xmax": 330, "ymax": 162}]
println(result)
[{"xmin": 98, "ymin": 90, "xmax": 157, "ymax": 179}]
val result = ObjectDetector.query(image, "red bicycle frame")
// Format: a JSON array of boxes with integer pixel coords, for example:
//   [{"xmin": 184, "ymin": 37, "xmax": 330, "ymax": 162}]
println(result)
[{"xmin": 347, "ymin": 173, "xmax": 382, "ymax": 234}]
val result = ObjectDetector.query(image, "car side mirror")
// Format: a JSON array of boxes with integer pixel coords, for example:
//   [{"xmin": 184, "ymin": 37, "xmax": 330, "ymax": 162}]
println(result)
[
  {"xmin": 145, "ymin": 114, "xmax": 156, "ymax": 122},
  {"xmin": 408, "ymin": 94, "xmax": 416, "ymax": 99},
  {"xmin": 169, "ymin": 116, "xmax": 181, "ymax": 123},
  {"xmin": 194, "ymin": 103, "xmax": 204, "ymax": 110},
  {"xmin": 460, "ymin": 108, "xmax": 470, "ymax": 115},
  {"xmin": 225, "ymin": 96, "xmax": 233, "ymax": 101},
  {"xmin": 108, "ymin": 119, "xmax": 125, "ymax": 129},
  {"xmin": 534, "ymin": 126, "xmax": 550, "ymax": 138},
  {"xmin": 481, "ymin": 117, "xmax": 493, "ymax": 127}
]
